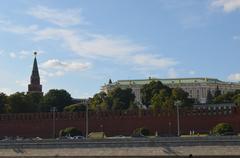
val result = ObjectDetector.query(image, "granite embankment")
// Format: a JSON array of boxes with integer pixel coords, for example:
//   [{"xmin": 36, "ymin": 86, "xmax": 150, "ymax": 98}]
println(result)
[{"xmin": 0, "ymin": 136, "xmax": 240, "ymax": 157}]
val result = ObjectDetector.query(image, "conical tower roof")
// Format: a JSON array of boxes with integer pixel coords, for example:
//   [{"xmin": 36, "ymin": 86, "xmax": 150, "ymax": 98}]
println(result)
[
  {"xmin": 31, "ymin": 55, "xmax": 40, "ymax": 78},
  {"xmin": 28, "ymin": 52, "xmax": 42, "ymax": 94}
]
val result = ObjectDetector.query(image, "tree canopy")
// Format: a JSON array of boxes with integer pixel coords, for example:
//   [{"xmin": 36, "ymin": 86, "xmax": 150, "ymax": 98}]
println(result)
[
  {"xmin": 209, "ymin": 90, "xmax": 240, "ymax": 104},
  {"xmin": 8, "ymin": 92, "xmax": 41, "ymax": 113},
  {"xmin": 206, "ymin": 90, "xmax": 213, "ymax": 104},
  {"xmin": 0, "ymin": 93, "xmax": 7, "ymax": 113},
  {"xmin": 1, "ymin": 84, "xmax": 239, "ymax": 114},
  {"xmin": 141, "ymin": 81, "xmax": 193, "ymax": 110},
  {"xmin": 0, "ymin": 89, "xmax": 73, "ymax": 114},
  {"xmin": 42, "ymin": 89, "xmax": 73, "ymax": 112},
  {"xmin": 234, "ymin": 94, "xmax": 240, "ymax": 106},
  {"xmin": 64, "ymin": 103, "xmax": 86, "ymax": 112},
  {"xmin": 59, "ymin": 127, "xmax": 82, "ymax": 137},
  {"xmin": 90, "ymin": 87, "xmax": 135, "ymax": 111},
  {"xmin": 214, "ymin": 86, "xmax": 222, "ymax": 98},
  {"xmin": 141, "ymin": 81, "xmax": 171, "ymax": 107},
  {"xmin": 211, "ymin": 123, "xmax": 234, "ymax": 135}
]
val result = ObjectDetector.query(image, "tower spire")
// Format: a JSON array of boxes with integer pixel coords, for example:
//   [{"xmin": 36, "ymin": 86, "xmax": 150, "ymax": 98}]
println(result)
[
  {"xmin": 32, "ymin": 52, "xmax": 39, "ymax": 78},
  {"xmin": 28, "ymin": 52, "xmax": 42, "ymax": 94}
]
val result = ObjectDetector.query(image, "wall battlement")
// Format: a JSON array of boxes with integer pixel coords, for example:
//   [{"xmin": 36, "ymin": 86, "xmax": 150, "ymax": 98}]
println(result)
[{"xmin": 0, "ymin": 107, "xmax": 235, "ymax": 121}]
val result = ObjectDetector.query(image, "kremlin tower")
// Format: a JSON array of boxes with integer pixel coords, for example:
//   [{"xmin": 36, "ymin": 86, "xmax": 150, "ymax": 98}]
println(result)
[{"xmin": 28, "ymin": 52, "xmax": 43, "ymax": 94}]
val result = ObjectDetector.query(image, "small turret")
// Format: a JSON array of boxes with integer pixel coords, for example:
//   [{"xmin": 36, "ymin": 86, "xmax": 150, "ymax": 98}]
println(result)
[{"xmin": 109, "ymin": 79, "xmax": 112, "ymax": 84}]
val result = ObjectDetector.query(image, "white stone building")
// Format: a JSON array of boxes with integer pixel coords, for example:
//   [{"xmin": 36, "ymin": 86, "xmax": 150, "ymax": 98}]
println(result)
[{"xmin": 101, "ymin": 77, "xmax": 240, "ymax": 104}]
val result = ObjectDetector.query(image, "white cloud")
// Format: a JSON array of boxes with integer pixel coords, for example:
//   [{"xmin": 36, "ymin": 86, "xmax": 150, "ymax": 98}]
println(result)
[
  {"xmin": 211, "ymin": 0, "xmax": 240, "ymax": 12},
  {"xmin": 228, "ymin": 73, "xmax": 240, "ymax": 81},
  {"xmin": 40, "ymin": 69, "xmax": 65, "ymax": 77},
  {"xmin": 233, "ymin": 35, "xmax": 240, "ymax": 40},
  {"xmin": 1, "ymin": 6, "xmax": 179, "ymax": 72},
  {"xmin": 27, "ymin": 6, "xmax": 86, "ymax": 27},
  {"xmin": 0, "ymin": 49, "xmax": 4, "ymax": 56},
  {"xmin": 41, "ymin": 59, "xmax": 91, "ymax": 71},
  {"xmin": 16, "ymin": 80, "xmax": 28, "ymax": 87},
  {"xmin": 35, "ymin": 28, "xmax": 177, "ymax": 70},
  {"xmin": 36, "ymin": 28, "xmax": 178, "ymax": 72},
  {"xmin": 70, "ymin": 35, "xmax": 145, "ymax": 59},
  {"xmin": 9, "ymin": 52, "xmax": 17, "ymax": 58},
  {"xmin": 0, "ymin": 19, "xmax": 38, "ymax": 34},
  {"xmin": 132, "ymin": 54, "xmax": 177, "ymax": 70},
  {"xmin": 19, "ymin": 50, "xmax": 32, "ymax": 59},
  {"xmin": 8, "ymin": 50, "xmax": 42, "ymax": 59},
  {"xmin": 40, "ymin": 59, "xmax": 91, "ymax": 77},
  {"xmin": 34, "ymin": 28, "xmax": 145, "ymax": 58}
]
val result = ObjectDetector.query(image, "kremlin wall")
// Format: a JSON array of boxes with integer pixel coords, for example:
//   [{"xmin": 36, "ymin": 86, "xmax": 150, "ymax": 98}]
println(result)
[{"xmin": 0, "ymin": 107, "xmax": 239, "ymax": 138}]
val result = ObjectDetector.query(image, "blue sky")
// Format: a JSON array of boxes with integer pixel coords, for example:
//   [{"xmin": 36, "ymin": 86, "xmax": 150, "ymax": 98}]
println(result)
[{"xmin": 0, "ymin": 0, "xmax": 240, "ymax": 98}]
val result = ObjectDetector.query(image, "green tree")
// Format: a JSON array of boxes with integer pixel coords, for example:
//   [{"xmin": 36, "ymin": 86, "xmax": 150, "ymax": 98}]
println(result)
[
  {"xmin": 0, "ymin": 93, "xmax": 7, "ymax": 113},
  {"xmin": 233, "ymin": 94, "xmax": 240, "ymax": 106},
  {"xmin": 59, "ymin": 127, "xmax": 82, "ymax": 137},
  {"xmin": 211, "ymin": 90, "xmax": 240, "ymax": 104},
  {"xmin": 64, "ymin": 103, "xmax": 86, "ymax": 112},
  {"xmin": 151, "ymin": 93, "xmax": 163, "ymax": 111},
  {"xmin": 150, "ymin": 89, "xmax": 169, "ymax": 111},
  {"xmin": 111, "ymin": 98, "xmax": 125, "ymax": 110},
  {"xmin": 211, "ymin": 123, "xmax": 234, "ymax": 135},
  {"xmin": 214, "ymin": 86, "xmax": 221, "ymax": 98},
  {"xmin": 171, "ymin": 88, "xmax": 193, "ymax": 108},
  {"xmin": 109, "ymin": 87, "xmax": 135, "ymax": 110},
  {"xmin": 163, "ymin": 97, "xmax": 175, "ymax": 111},
  {"xmin": 128, "ymin": 102, "xmax": 139, "ymax": 111},
  {"xmin": 42, "ymin": 89, "xmax": 72, "ymax": 112},
  {"xmin": 89, "ymin": 92, "xmax": 108, "ymax": 110},
  {"xmin": 132, "ymin": 127, "xmax": 150, "ymax": 136},
  {"xmin": 172, "ymin": 88, "xmax": 188, "ymax": 100},
  {"xmin": 100, "ymin": 96, "xmax": 113, "ymax": 111},
  {"xmin": 91, "ymin": 88, "xmax": 135, "ymax": 111},
  {"xmin": 26, "ymin": 93, "xmax": 43, "ymax": 112},
  {"xmin": 141, "ymin": 81, "xmax": 171, "ymax": 107},
  {"xmin": 234, "ymin": 90, "xmax": 240, "ymax": 95},
  {"xmin": 213, "ymin": 92, "xmax": 235, "ymax": 104},
  {"xmin": 224, "ymin": 92, "xmax": 236, "ymax": 102},
  {"xmin": 206, "ymin": 90, "xmax": 213, "ymax": 104},
  {"xmin": 8, "ymin": 92, "xmax": 38, "ymax": 113}
]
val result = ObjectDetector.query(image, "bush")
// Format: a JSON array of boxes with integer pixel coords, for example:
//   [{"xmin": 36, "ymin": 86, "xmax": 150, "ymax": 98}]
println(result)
[
  {"xmin": 132, "ymin": 127, "xmax": 150, "ymax": 136},
  {"xmin": 211, "ymin": 123, "xmax": 234, "ymax": 135},
  {"xmin": 59, "ymin": 127, "xmax": 82, "ymax": 137}
]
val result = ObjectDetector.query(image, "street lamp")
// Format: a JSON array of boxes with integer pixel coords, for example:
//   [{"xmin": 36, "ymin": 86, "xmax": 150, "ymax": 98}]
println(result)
[
  {"xmin": 100, "ymin": 124, "xmax": 104, "ymax": 138},
  {"xmin": 174, "ymin": 100, "xmax": 182, "ymax": 137},
  {"xmin": 85, "ymin": 103, "xmax": 89, "ymax": 139},
  {"xmin": 50, "ymin": 107, "xmax": 57, "ymax": 139}
]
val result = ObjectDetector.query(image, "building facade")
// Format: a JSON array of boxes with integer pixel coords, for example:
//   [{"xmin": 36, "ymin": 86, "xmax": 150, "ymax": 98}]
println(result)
[
  {"xmin": 101, "ymin": 77, "xmax": 240, "ymax": 104},
  {"xmin": 28, "ymin": 52, "xmax": 43, "ymax": 95}
]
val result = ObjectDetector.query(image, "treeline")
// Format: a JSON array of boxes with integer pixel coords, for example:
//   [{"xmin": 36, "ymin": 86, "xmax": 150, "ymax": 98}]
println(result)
[
  {"xmin": 0, "ymin": 89, "xmax": 73, "ymax": 114},
  {"xmin": 2, "ymin": 81, "xmax": 239, "ymax": 114},
  {"xmin": 206, "ymin": 87, "xmax": 240, "ymax": 105},
  {"xmin": 89, "ymin": 81, "xmax": 194, "ymax": 111}
]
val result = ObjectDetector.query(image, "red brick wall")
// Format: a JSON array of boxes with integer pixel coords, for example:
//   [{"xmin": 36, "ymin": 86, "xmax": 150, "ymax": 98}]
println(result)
[{"xmin": 0, "ymin": 108, "xmax": 239, "ymax": 138}]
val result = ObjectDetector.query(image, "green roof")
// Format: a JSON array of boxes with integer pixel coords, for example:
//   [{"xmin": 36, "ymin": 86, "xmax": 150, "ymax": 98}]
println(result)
[{"xmin": 110, "ymin": 78, "xmax": 225, "ymax": 86}]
